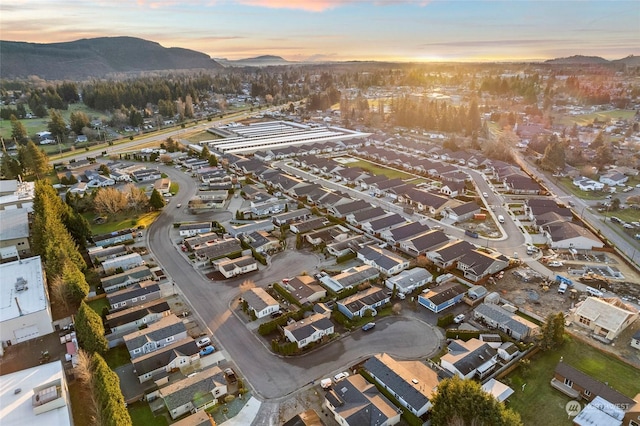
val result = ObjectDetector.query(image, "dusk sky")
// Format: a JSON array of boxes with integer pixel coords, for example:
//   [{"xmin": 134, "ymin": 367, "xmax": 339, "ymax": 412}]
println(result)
[{"xmin": 1, "ymin": 0, "xmax": 638, "ymax": 62}]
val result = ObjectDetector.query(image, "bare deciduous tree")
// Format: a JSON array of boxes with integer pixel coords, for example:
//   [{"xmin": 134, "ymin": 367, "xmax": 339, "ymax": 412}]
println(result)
[
  {"xmin": 123, "ymin": 183, "xmax": 149, "ymax": 211},
  {"xmin": 93, "ymin": 187, "xmax": 128, "ymax": 215}
]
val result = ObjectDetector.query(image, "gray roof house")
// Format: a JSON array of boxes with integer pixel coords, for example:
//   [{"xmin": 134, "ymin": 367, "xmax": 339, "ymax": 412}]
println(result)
[
  {"xmin": 473, "ymin": 303, "xmax": 540, "ymax": 341},
  {"xmin": 363, "ymin": 353, "xmax": 440, "ymax": 417},
  {"xmin": 385, "ymin": 268, "xmax": 433, "ymax": 295},
  {"xmin": 283, "ymin": 313, "xmax": 335, "ymax": 348},
  {"xmin": 357, "ymin": 245, "xmax": 410, "ymax": 276},
  {"xmin": 132, "ymin": 338, "xmax": 200, "ymax": 383},
  {"xmin": 319, "ymin": 265, "xmax": 380, "ymax": 292},
  {"xmin": 440, "ymin": 338, "xmax": 499, "ymax": 380},
  {"xmin": 242, "ymin": 287, "xmax": 280, "ymax": 318},
  {"xmin": 101, "ymin": 266, "xmax": 155, "ymax": 294},
  {"xmin": 159, "ymin": 366, "xmax": 228, "ymax": 420},
  {"xmin": 325, "ymin": 375, "xmax": 402, "ymax": 426},
  {"xmin": 106, "ymin": 299, "xmax": 171, "ymax": 336},
  {"xmin": 456, "ymin": 250, "xmax": 509, "ymax": 282},
  {"xmin": 399, "ymin": 230, "xmax": 450, "ymax": 257},
  {"xmin": 381, "ymin": 221, "xmax": 431, "ymax": 244},
  {"xmin": 337, "ymin": 287, "xmax": 391, "ymax": 320},
  {"xmin": 362, "ymin": 213, "xmax": 407, "ymax": 235},
  {"xmin": 107, "ymin": 281, "xmax": 161, "ymax": 311},
  {"xmin": 123, "ymin": 314, "xmax": 188, "ymax": 359},
  {"xmin": 427, "ymin": 240, "xmax": 475, "ymax": 269}
]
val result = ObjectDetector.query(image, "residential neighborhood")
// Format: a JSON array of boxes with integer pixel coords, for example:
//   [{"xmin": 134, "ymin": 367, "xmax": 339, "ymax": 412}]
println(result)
[{"xmin": 2, "ymin": 47, "xmax": 640, "ymax": 426}]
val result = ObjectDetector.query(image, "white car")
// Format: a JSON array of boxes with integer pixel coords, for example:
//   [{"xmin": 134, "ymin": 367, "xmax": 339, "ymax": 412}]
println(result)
[
  {"xmin": 196, "ymin": 337, "xmax": 211, "ymax": 348},
  {"xmin": 585, "ymin": 286, "xmax": 604, "ymax": 297},
  {"xmin": 334, "ymin": 372, "xmax": 350, "ymax": 382},
  {"xmin": 482, "ymin": 192, "xmax": 488, "ymax": 198},
  {"xmin": 453, "ymin": 314, "xmax": 465, "ymax": 324},
  {"xmin": 547, "ymin": 261, "xmax": 564, "ymax": 267}
]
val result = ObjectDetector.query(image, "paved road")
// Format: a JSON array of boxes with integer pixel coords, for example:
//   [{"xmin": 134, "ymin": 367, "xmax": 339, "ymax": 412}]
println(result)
[
  {"xmin": 514, "ymin": 152, "xmax": 640, "ymax": 267},
  {"xmin": 147, "ymin": 165, "xmax": 441, "ymax": 399}
]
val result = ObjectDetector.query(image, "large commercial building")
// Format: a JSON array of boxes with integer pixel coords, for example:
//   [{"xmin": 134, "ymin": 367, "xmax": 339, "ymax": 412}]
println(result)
[
  {"xmin": 0, "ymin": 360, "xmax": 73, "ymax": 426},
  {"xmin": 201, "ymin": 120, "xmax": 369, "ymax": 154},
  {"xmin": 0, "ymin": 256, "xmax": 54, "ymax": 346}
]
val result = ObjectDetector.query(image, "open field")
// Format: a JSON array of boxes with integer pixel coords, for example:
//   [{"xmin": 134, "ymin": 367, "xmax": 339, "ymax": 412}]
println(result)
[
  {"xmin": 506, "ymin": 337, "xmax": 640, "ymax": 426},
  {"xmin": 84, "ymin": 211, "xmax": 160, "ymax": 235},
  {"xmin": 0, "ymin": 103, "xmax": 110, "ymax": 140},
  {"xmin": 344, "ymin": 159, "xmax": 414, "ymax": 180},
  {"xmin": 553, "ymin": 109, "xmax": 636, "ymax": 127}
]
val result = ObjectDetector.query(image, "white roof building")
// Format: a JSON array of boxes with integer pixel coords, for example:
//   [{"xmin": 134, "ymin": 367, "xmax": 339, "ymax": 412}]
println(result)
[
  {"xmin": 0, "ymin": 256, "xmax": 54, "ymax": 345},
  {"xmin": 570, "ymin": 297, "xmax": 638, "ymax": 341},
  {"xmin": 0, "ymin": 360, "xmax": 72, "ymax": 426}
]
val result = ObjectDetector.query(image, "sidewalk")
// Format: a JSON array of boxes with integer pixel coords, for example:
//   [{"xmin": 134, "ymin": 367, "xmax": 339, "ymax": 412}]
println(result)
[{"xmin": 219, "ymin": 396, "xmax": 261, "ymax": 426}]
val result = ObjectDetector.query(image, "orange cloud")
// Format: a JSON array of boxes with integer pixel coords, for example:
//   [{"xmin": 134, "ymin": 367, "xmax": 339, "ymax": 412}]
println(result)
[{"xmin": 237, "ymin": 0, "xmax": 353, "ymax": 12}]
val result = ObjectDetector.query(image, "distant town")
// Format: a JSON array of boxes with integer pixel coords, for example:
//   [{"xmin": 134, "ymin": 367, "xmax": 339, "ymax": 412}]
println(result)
[{"xmin": 1, "ymin": 57, "xmax": 640, "ymax": 426}]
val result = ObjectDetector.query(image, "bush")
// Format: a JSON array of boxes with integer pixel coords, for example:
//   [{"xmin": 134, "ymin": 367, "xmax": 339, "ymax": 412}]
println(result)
[
  {"xmin": 336, "ymin": 252, "xmax": 357, "ymax": 264},
  {"xmin": 445, "ymin": 329, "xmax": 481, "ymax": 341},
  {"xmin": 438, "ymin": 313, "xmax": 454, "ymax": 328}
]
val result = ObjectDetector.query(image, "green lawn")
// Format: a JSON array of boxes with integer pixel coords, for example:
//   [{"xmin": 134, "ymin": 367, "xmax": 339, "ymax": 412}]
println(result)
[
  {"xmin": 345, "ymin": 159, "xmax": 414, "ymax": 180},
  {"xmin": 104, "ymin": 345, "xmax": 132, "ymax": 369},
  {"xmin": 553, "ymin": 109, "xmax": 636, "ymax": 127},
  {"xmin": 128, "ymin": 401, "xmax": 169, "ymax": 426},
  {"xmin": 506, "ymin": 337, "xmax": 640, "ymax": 425},
  {"xmin": 0, "ymin": 103, "xmax": 110, "ymax": 140},
  {"xmin": 86, "ymin": 296, "xmax": 110, "ymax": 315},
  {"xmin": 85, "ymin": 211, "xmax": 160, "ymax": 234}
]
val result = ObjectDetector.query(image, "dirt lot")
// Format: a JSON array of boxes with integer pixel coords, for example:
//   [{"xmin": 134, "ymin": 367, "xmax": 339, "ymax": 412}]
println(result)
[
  {"xmin": 493, "ymin": 249, "xmax": 640, "ymax": 367},
  {"xmin": 494, "ymin": 250, "xmax": 640, "ymax": 321}
]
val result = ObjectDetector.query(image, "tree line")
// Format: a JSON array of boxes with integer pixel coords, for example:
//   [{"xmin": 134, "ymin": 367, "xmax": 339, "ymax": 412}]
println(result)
[{"xmin": 32, "ymin": 181, "xmax": 130, "ymax": 425}]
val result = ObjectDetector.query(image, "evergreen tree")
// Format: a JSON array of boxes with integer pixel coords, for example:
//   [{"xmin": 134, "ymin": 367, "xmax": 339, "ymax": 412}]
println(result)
[
  {"xmin": 199, "ymin": 144, "xmax": 210, "ymax": 160},
  {"xmin": 10, "ymin": 115, "xmax": 28, "ymax": 145},
  {"xmin": 69, "ymin": 111, "xmax": 91, "ymax": 135},
  {"xmin": 431, "ymin": 376, "xmax": 522, "ymax": 426},
  {"xmin": 47, "ymin": 109, "xmax": 68, "ymax": 142},
  {"xmin": 538, "ymin": 312, "xmax": 565, "ymax": 351},
  {"xmin": 76, "ymin": 302, "xmax": 108, "ymax": 355},
  {"xmin": 61, "ymin": 261, "xmax": 89, "ymax": 305},
  {"xmin": 208, "ymin": 153, "xmax": 218, "ymax": 167},
  {"xmin": 149, "ymin": 189, "xmax": 165, "ymax": 210},
  {"xmin": 0, "ymin": 151, "xmax": 23, "ymax": 179},
  {"xmin": 22, "ymin": 140, "xmax": 50, "ymax": 179},
  {"xmin": 540, "ymin": 141, "xmax": 566, "ymax": 171},
  {"xmin": 92, "ymin": 354, "xmax": 133, "ymax": 426}
]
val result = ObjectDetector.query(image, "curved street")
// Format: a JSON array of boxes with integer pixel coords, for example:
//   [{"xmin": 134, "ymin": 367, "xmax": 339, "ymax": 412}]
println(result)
[{"xmin": 147, "ymin": 165, "xmax": 441, "ymax": 400}]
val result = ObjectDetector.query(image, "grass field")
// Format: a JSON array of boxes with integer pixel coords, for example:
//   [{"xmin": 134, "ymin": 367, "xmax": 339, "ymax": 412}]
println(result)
[
  {"xmin": 85, "ymin": 211, "xmax": 160, "ymax": 234},
  {"xmin": 128, "ymin": 401, "xmax": 169, "ymax": 426},
  {"xmin": 104, "ymin": 345, "xmax": 132, "ymax": 370},
  {"xmin": 87, "ymin": 297, "xmax": 110, "ymax": 315},
  {"xmin": 554, "ymin": 109, "xmax": 636, "ymax": 127},
  {"xmin": 0, "ymin": 103, "xmax": 110, "ymax": 140},
  {"xmin": 507, "ymin": 336, "xmax": 640, "ymax": 425},
  {"xmin": 345, "ymin": 159, "xmax": 414, "ymax": 180}
]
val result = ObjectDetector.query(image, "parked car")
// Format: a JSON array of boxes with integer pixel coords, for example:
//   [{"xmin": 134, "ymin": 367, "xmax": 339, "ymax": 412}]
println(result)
[
  {"xmin": 199, "ymin": 345, "xmax": 215, "ymax": 356},
  {"xmin": 334, "ymin": 372, "xmax": 350, "ymax": 382},
  {"xmin": 585, "ymin": 286, "xmax": 604, "ymax": 297},
  {"xmin": 196, "ymin": 337, "xmax": 211, "ymax": 348},
  {"xmin": 547, "ymin": 261, "xmax": 564, "ymax": 267},
  {"xmin": 362, "ymin": 322, "xmax": 376, "ymax": 331},
  {"xmin": 224, "ymin": 368, "xmax": 237, "ymax": 384},
  {"xmin": 453, "ymin": 314, "xmax": 465, "ymax": 324}
]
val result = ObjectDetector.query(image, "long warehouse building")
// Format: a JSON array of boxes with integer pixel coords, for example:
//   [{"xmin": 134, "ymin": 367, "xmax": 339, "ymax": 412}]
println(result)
[{"xmin": 200, "ymin": 120, "xmax": 370, "ymax": 154}]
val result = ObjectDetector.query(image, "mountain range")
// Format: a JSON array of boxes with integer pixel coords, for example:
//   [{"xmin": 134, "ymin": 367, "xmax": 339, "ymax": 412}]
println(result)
[
  {"xmin": 0, "ymin": 37, "xmax": 222, "ymax": 80},
  {"xmin": 1, "ymin": 36, "xmax": 638, "ymax": 81},
  {"xmin": 544, "ymin": 54, "xmax": 640, "ymax": 66}
]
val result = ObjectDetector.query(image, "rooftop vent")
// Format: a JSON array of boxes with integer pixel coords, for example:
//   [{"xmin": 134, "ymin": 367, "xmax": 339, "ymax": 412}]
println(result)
[{"xmin": 15, "ymin": 277, "xmax": 28, "ymax": 292}]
